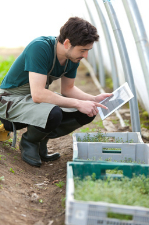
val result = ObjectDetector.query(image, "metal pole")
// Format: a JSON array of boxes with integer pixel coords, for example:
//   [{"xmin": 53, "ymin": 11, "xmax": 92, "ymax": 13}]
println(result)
[
  {"xmin": 93, "ymin": 0, "xmax": 119, "ymax": 90},
  {"xmin": 122, "ymin": 0, "xmax": 149, "ymax": 100},
  {"xmin": 85, "ymin": 0, "xmax": 105, "ymax": 87},
  {"xmin": 104, "ymin": 0, "xmax": 141, "ymax": 132},
  {"xmin": 90, "ymin": 48, "xmax": 97, "ymax": 74}
]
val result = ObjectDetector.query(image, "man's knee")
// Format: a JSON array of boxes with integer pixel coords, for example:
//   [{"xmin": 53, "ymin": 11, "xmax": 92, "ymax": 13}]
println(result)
[
  {"xmin": 71, "ymin": 111, "xmax": 96, "ymax": 126},
  {"xmin": 48, "ymin": 106, "xmax": 63, "ymax": 124}
]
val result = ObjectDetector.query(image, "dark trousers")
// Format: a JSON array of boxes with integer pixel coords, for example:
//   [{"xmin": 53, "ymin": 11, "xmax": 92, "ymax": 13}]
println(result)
[{"xmin": 0, "ymin": 106, "xmax": 95, "ymax": 133}]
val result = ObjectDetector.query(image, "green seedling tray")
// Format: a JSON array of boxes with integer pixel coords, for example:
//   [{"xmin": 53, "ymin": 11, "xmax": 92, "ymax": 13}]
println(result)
[{"xmin": 65, "ymin": 162, "xmax": 149, "ymax": 225}]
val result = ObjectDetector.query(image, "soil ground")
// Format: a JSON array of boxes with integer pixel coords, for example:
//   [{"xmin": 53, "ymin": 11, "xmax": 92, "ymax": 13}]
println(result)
[{"xmin": 0, "ymin": 48, "xmax": 149, "ymax": 225}]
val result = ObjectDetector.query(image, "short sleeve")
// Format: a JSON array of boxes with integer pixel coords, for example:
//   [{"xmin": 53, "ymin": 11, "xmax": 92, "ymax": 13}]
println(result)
[
  {"xmin": 64, "ymin": 63, "xmax": 80, "ymax": 79},
  {"xmin": 24, "ymin": 41, "xmax": 50, "ymax": 75}
]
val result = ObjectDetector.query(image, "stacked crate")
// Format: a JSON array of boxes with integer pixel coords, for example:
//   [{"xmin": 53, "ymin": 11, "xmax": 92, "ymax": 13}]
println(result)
[{"xmin": 65, "ymin": 132, "xmax": 149, "ymax": 225}]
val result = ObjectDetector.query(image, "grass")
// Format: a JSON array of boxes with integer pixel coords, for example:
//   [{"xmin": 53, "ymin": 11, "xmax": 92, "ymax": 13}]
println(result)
[
  {"xmin": 74, "ymin": 174, "xmax": 149, "ymax": 211},
  {"xmin": 0, "ymin": 56, "xmax": 15, "ymax": 84}
]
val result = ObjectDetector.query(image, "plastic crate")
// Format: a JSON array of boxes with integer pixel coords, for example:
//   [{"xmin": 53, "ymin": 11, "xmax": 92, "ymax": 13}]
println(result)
[
  {"xmin": 73, "ymin": 132, "xmax": 146, "ymax": 163},
  {"xmin": 73, "ymin": 142, "xmax": 149, "ymax": 163},
  {"xmin": 65, "ymin": 162, "xmax": 149, "ymax": 225}
]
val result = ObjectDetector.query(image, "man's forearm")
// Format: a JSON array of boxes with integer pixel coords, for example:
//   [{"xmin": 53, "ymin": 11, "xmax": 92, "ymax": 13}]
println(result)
[
  {"xmin": 32, "ymin": 88, "xmax": 80, "ymax": 108},
  {"xmin": 61, "ymin": 85, "xmax": 95, "ymax": 101}
]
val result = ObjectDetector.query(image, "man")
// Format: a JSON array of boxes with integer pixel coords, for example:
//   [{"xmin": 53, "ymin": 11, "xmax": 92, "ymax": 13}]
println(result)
[{"xmin": 0, "ymin": 17, "xmax": 112, "ymax": 167}]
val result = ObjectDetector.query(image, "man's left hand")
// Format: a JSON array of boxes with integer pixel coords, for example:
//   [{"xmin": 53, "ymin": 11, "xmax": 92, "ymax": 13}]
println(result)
[{"xmin": 94, "ymin": 93, "xmax": 113, "ymax": 103}]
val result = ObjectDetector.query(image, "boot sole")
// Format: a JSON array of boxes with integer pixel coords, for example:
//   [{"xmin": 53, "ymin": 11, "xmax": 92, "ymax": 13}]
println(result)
[{"xmin": 40, "ymin": 153, "xmax": 60, "ymax": 162}]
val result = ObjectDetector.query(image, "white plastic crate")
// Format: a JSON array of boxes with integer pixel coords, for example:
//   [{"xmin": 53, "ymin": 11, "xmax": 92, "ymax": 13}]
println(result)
[
  {"xmin": 73, "ymin": 132, "xmax": 146, "ymax": 163},
  {"xmin": 66, "ymin": 162, "xmax": 149, "ymax": 225}
]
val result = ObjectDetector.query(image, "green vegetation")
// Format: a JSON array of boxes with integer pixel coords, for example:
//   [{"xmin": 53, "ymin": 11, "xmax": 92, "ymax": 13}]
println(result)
[
  {"xmin": 92, "ymin": 119, "xmax": 104, "ymax": 128},
  {"xmin": 74, "ymin": 174, "xmax": 149, "ymax": 211},
  {"xmin": 124, "ymin": 119, "xmax": 130, "ymax": 126},
  {"xmin": 107, "ymin": 212, "xmax": 132, "ymax": 221},
  {"xmin": 9, "ymin": 168, "xmax": 15, "ymax": 173},
  {"xmin": 61, "ymin": 196, "xmax": 66, "ymax": 208},
  {"xmin": 0, "ymin": 176, "xmax": 5, "ymax": 182},
  {"xmin": 105, "ymin": 72, "xmax": 113, "ymax": 90},
  {"xmin": 0, "ymin": 56, "xmax": 15, "ymax": 84},
  {"xmin": 55, "ymin": 181, "xmax": 65, "ymax": 188},
  {"xmin": 77, "ymin": 131, "xmax": 134, "ymax": 143},
  {"xmin": 84, "ymin": 156, "xmax": 145, "ymax": 164},
  {"xmin": 139, "ymin": 106, "xmax": 149, "ymax": 129}
]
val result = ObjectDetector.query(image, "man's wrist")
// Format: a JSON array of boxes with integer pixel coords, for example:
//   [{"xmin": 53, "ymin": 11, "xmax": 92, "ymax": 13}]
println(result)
[
  {"xmin": 92, "ymin": 95, "xmax": 96, "ymax": 102},
  {"xmin": 73, "ymin": 99, "xmax": 80, "ymax": 109}
]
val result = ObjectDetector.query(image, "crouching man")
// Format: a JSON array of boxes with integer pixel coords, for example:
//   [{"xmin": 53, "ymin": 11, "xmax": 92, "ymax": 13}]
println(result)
[{"xmin": 0, "ymin": 17, "xmax": 111, "ymax": 166}]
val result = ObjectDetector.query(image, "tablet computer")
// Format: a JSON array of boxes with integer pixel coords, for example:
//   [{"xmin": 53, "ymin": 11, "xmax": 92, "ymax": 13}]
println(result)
[{"xmin": 98, "ymin": 82, "xmax": 134, "ymax": 120}]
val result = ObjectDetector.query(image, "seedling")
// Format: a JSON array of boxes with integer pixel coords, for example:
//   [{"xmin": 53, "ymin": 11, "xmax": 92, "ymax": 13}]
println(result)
[
  {"xmin": 61, "ymin": 196, "xmax": 66, "ymax": 208},
  {"xmin": 124, "ymin": 119, "xmax": 130, "ymax": 126},
  {"xmin": 0, "ymin": 176, "xmax": 5, "ymax": 181},
  {"xmin": 74, "ymin": 174, "xmax": 149, "ymax": 210},
  {"xmin": 39, "ymin": 199, "xmax": 43, "ymax": 203},
  {"xmin": 77, "ymin": 131, "xmax": 134, "ymax": 143},
  {"xmin": 55, "ymin": 181, "xmax": 65, "ymax": 188},
  {"xmin": 9, "ymin": 168, "xmax": 15, "ymax": 173},
  {"xmin": 0, "ymin": 155, "xmax": 4, "ymax": 160}
]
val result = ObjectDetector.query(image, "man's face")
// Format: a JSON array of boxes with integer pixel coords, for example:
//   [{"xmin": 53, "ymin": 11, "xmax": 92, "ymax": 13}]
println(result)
[{"xmin": 65, "ymin": 43, "xmax": 93, "ymax": 63}]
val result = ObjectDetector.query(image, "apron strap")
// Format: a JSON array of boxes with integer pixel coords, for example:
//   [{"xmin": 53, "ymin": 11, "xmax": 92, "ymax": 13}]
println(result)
[
  {"xmin": 46, "ymin": 38, "xmax": 69, "ymax": 89},
  {"xmin": 47, "ymin": 38, "xmax": 58, "ymax": 76},
  {"xmin": 46, "ymin": 38, "xmax": 58, "ymax": 89}
]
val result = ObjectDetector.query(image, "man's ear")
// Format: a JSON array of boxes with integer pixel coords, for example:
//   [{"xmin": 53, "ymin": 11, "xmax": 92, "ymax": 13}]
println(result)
[{"xmin": 63, "ymin": 39, "xmax": 71, "ymax": 49}]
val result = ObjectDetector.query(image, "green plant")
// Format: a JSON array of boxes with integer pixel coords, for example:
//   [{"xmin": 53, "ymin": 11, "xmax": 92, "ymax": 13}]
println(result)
[
  {"xmin": 91, "ymin": 173, "xmax": 96, "ymax": 181},
  {"xmin": 0, "ymin": 155, "xmax": 5, "ymax": 160},
  {"xmin": 124, "ymin": 120, "xmax": 130, "ymax": 126},
  {"xmin": 9, "ymin": 168, "xmax": 15, "ymax": 173},
  {"xmin": 39, "ymin": 199, "xmax": 43, "ymax": 203},
  {"xmin": 111, "ymin": 119, "xmax": 118, "ymax": 124},
  {"xmin": 79, "ymin": 127, "xmax": 90, "ymax": 133},
  {"xmin": 0, "ymin": 176, "xmax": 5, "ymax": 181},
  {"xmin": 61, "ymin": 196, "xmax": 66, "ymax": 208},
  {"xmin": 92, "ymin": 119, "xmax": 104, "ymax": 129},
  {"xmin": 74, "ymin": 174, "xmax": 149, "ymax": 209},
  {"xmin": 77, "ymin": 131, "xmax": 134, "ymax": 144},
  {"xmin": 105, "ymin": 72, "xmax": 113, "ymax": 90},
  {"xmin": 55, "ymin": 181, "xmax": 65, "ymax": 188}
]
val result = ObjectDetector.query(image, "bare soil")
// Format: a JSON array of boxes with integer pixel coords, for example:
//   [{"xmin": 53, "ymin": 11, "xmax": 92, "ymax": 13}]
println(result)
[{"xmin": 0, "ymin": 48, "xmax": 148, "ymax": 225}]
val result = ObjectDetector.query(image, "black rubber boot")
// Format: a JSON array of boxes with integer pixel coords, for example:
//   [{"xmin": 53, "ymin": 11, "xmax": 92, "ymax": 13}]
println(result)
[
  {"xmin": 39, "ymin": 137, "xmax": 60, "ymax": 162},
  {"xmin": 20, "ymin": 125, "xmax": 48, "ymax": 167}
]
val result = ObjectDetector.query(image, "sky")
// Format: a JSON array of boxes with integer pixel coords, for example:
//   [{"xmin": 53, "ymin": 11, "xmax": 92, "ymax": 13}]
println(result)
[
  {"xmin": 0, "ymin": 0, "xmax": 86, "ymax": 47},
  {"xmin": 0, "ymin": 0, "xmax": 148, "ymax": 48}
]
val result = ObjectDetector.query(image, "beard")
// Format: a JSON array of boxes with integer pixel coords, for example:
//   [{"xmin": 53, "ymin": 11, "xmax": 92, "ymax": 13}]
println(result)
[{"xmin": 65, "ymin": 49, "xmax": 83, "ymax": 63}]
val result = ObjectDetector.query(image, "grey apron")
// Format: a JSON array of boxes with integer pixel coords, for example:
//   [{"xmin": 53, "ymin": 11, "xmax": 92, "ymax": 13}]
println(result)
[{"xmin": 0, "ymin": 38, "xmax": 81, "ymax": 142}]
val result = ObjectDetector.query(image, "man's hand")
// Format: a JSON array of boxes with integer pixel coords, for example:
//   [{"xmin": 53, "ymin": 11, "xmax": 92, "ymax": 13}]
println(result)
[
  {"xmin": 94, "ymin": 93, "xmax": 113, "ymax": 103},
  {"xmin": 77, "ymin": 100, "xmax": 108, "ymax": 117}
]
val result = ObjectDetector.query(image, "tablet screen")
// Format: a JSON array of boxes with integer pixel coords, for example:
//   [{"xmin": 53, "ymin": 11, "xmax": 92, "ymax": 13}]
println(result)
[{"xmin": 98, "ymin": 82, "xmax": 134, "ymax": 120}]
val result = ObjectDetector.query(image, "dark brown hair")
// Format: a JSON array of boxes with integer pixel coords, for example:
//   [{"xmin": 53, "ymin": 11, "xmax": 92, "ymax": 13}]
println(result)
[{"xmin": 58, "ymin": 17, "xmax": 99, "ymax": 46}]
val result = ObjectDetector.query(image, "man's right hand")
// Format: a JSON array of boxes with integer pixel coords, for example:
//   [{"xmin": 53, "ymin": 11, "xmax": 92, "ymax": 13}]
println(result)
[{"xmin": 76, "ymin": 100, "xmax": 108, "ymax": 117}]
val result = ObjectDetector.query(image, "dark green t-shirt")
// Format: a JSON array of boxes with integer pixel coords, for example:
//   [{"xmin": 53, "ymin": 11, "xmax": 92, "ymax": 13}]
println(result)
[{"xmin": 0, "ymin": 36, "xmax": 79, "ymax": 89}]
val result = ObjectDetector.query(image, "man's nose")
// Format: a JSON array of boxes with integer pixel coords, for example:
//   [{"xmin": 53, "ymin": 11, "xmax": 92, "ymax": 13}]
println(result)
[{"xmin": 83, "ymin": 51, "xmax": 88, "ymax": 58}]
